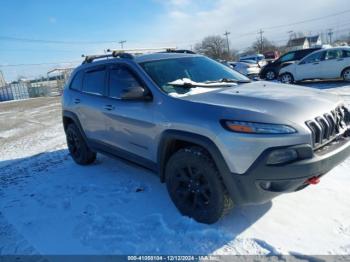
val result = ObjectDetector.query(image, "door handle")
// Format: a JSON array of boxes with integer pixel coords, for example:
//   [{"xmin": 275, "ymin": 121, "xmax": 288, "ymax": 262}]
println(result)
[
  {"xmin": 103, "ymin": 105, "xmax": 115, "ymax": 111},
  {"xmin": 74, "ymin": 98, "xmax": 81, "ymax": 104},
  {"xmin": 313, "ymin": 62, "xmax": 319, "ymax": 65},
  {"xmin": 337, "ymin": 58, "xmax": 344, "ymax": 61}
]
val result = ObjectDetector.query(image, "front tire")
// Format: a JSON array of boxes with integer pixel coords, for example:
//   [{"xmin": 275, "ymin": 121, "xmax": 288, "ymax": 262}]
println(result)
[
  {"xmin": 165, "ymin": 147, "xmax": 233, "ymax": 224},
  {"xmin": 66, "ymin": 123, "xmax": 96, "ymax": 165},
  {"xmin": 265, "ymin": 70, "xmax": 276, "ymax": 80},
  {"xmin": 342, "ymin": 68, "xmax": 350, "ymax": 82},
  {"xmin": 280, "ymin": 73, "xmax": 294, "ymax": 84}
]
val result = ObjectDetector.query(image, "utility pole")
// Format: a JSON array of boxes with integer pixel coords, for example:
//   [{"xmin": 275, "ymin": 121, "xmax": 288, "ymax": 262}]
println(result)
[
  {"xmin": 327, "ymin": 29, "xmax": 333, "ymax": 45},
  {"xmin": 0, "ymin": 70, "xmax": 6, "ymax": 87},
  {"xmin": 258, "ymin": 29, "xmax": 264, "ymax": 53},
  {"xmin": 119, "ymin": 40, "xmax": 126, "ymax": 50},
  {"xmin": 224, "ymin": 31, "xmax": 231, "ymax": 54},
  {"xmin": 287, "ymin": 30, "xmax": 294, "ymax": 40}
]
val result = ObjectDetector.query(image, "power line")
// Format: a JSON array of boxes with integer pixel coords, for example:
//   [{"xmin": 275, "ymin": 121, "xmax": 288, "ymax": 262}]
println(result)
[
  {"xmin": 0, "ymin": 61, "xmax": 80, "ymax": 67},
  {"xmin": 1, "ymin": 10, "xmax": 348, "ymax": 47},
  {"xmin": 262, "ymin": 9, "xmax": 350, "ymax": 30},
  {"xmin": 228, "ymin": 9, "xmax": 350, "ymax": 39},
  {"xmin": 0, "ymin": 36, "xmax": 119, "ymax": 45}
]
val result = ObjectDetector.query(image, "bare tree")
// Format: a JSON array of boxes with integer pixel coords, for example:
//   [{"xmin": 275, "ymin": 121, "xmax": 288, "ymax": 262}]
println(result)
[
  {"xmin": 195, "ymin": 35, "xmax": 232, "ymax": 60},
  {"xmin": 241, "ymin": 37, "xmax": 279, "ymax": 55}
]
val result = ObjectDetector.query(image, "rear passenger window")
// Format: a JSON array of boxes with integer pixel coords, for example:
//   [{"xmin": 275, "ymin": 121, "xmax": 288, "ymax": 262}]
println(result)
[
  {"xmin": 108, "ymin": 67, "xmax": 142, "ymax": 99},
  {"xmin": 82, "ymin": 68, "xmax": 106, "ymax": 95},
  {"xmin": 70, "ymin": 71, "xmax": 83, "ymax": 91}
]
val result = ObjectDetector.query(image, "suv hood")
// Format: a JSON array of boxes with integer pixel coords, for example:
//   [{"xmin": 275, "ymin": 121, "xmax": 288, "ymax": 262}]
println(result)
[{"xmin": 181, "ymin": 81, "xmax": 344, "ymax": 123}]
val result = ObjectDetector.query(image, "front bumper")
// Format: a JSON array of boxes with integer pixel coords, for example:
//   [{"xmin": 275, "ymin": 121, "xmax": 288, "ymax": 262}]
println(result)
[
  {"xmin": 246, "ymin": 73, "xmax": 260, "ymax": 80},
  {"xmin": 227, "ymin": 135, "xmax": 350, "ymax": 205}
]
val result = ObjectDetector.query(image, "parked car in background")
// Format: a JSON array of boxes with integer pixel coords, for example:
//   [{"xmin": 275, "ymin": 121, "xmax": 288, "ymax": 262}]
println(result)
[
  {"xmin": 263, "ymin": 50, "xmax": 281, "ymax": 61},
  {"xmin": 239, "ymin": 54, "xmax": 266, "ymax": 67},
  {"xmin": 260, "ymin": 48, "xmax": 321, "ymax": 80},
  {"xmin": 228, "ymin": 61, "xmax": 260, "ymax": 79},
  {"xmin": 279, "ymin": 47, "xmax": 350, "ymax": 84}
]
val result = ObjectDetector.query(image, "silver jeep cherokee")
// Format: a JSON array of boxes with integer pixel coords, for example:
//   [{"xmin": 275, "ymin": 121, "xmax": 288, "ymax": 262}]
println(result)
[{"xmin": 62, "ymin": 50, "xmax": 350, "ymax": 224}]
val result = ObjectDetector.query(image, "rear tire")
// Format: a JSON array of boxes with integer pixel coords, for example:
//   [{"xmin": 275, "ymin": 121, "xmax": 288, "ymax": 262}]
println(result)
[
  {"xmin": 165, "ymin": 146, "xmax": 233, "ymax": 224},
  {"xmin": 342, "ymin": 68, "xmax": 350, "ymax": 82},
  {"xmin": 280, "ymin": 73, "xmax": 294, "ymax": 84},
  {"xmin": 66, "ymin": 123, "xmax": 96, "ymax": 165}
]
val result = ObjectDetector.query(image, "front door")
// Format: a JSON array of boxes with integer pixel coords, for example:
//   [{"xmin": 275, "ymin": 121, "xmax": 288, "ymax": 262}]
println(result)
[
  {"xmin": 295, "ymin": 51, "xmax": 325, "ymax": 81},
  {"xmin": 103, "ymin": 64, "xmax": 156, "ymax": 161}
]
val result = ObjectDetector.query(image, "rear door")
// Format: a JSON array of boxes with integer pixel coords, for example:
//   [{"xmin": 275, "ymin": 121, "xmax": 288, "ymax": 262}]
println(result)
[
  {"xmin": 295, "ymin": 51, "xmax": 325, "ymax": 80},
  {"xmin": 322, "ymin": 49, "xmax": 345, "ymax": 78},
  {"xmin": 78, "ymin": 66, "xmax": 110, "ymax": 143},
  {"xmin": 103, "ymin": 63, "xmax": 156, "ymax": 161}
]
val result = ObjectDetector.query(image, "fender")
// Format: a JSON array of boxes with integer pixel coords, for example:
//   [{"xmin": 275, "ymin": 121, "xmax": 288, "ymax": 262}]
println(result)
[
  {"xmin": 341, "ymin": 66, "xmax": 350, "ymax": 78},
  {"xmin": 157, "ymin": 129, "xmax": 239, "ymax": 200},
  {"xmin": 62, "ymin": 110, "xmax": 89, "ymax": 143}
]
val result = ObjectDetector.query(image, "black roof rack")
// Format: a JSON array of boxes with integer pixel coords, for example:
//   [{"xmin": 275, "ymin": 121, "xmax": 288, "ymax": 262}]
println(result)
[
  {"xmin": 82, "ymin": 51, "xmax": 133, "ymax": 64},
  {"xmin": 81, "ymin": 47, "xmax": 195, "ymax": 64}
]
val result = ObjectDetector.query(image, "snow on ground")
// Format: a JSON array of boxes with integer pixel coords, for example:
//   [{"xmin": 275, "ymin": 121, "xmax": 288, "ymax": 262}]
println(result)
[{"xmin": 0, "ymin": 82, "xmax": 350, "ymax": 256}]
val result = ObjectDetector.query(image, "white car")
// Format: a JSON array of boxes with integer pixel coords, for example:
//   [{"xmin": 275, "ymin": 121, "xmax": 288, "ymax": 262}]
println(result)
[
  {"xmin": 279, "ymin": 47, "xmax": 350, "ymax": 83},
  {"xmin": 228, "ymin": 61, "xmax": 260, "ymax": 79}
]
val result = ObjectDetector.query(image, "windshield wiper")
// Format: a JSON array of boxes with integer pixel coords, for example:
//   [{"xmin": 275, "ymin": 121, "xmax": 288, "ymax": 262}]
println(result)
[
  {"xmin": 167, "ymin": 78, "xmax": 239, "ymax": 88},
  {"xmin": 206, "ymin": 78, "xmax": 251, "ymax": 84}
]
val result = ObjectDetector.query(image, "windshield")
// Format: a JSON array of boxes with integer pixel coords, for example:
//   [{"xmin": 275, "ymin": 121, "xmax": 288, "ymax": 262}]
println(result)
[{"xmin": 140, "ymin": 56, "xmax": 249, "ymax": 95}]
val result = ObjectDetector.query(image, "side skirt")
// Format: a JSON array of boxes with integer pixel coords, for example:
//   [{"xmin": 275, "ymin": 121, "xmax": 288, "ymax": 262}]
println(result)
[{"xmin": 88, "ymin": 139, "xmax": 159, "ymax": 174}]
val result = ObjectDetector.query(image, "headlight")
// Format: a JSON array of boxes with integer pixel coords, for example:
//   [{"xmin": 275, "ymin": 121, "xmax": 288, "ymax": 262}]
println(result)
[{"xmin": 222, "ymin": 120, "xmax": 297, "ymax": 134}]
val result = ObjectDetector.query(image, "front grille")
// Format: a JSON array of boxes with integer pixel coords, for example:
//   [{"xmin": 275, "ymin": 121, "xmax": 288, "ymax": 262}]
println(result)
[{"xmin": 306, "ymin": 105, "xmax": 350, "ymax": 149}]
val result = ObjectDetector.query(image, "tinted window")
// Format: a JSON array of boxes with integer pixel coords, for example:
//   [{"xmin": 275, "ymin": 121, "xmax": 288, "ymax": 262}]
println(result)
[
  {"xmin": 295, "ymin": 49, "xmax": 320, "ymax": 60},
  {"xmin": 70, "ymin": 71, "xmax": 83, "ymax": 91},
  {"xmin": 109, "ymin": 67, "xmax": 142, "ymax": 99},
  {"xmin": 82, "ymin": 68, "xmax": 106, "ymax": 95},
  {"xmin": 343, "ymin": 50, "xmax": 350, "ymax": 58},
  {"xmin": 301, "ymin": 51, "xmax": 324, "ymax": 64},
  {"xmin": 325, "ymin": 49, "xmax": 342, "ymax": 60},
  {"xmin": 280, "ymin": 52, "xmax": 295, "ymax": 62}
]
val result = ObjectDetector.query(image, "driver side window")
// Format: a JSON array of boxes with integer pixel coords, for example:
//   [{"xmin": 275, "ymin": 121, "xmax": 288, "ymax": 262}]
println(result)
[{"xmin": 108, "ymin": 66, "xmax": 143, "ymax": 99}]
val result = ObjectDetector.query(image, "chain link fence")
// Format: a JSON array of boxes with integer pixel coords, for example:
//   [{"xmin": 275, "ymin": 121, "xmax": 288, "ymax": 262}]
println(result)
[{"xmin": 0, "ymin": 68, "xmax": 73, "ymax": 103}]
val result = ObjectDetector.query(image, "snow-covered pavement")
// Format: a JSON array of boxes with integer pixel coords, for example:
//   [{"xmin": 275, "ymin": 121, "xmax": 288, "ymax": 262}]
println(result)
[{"xmin": 0, "ymin": 82, "xmax": 350, "ymax": 256}]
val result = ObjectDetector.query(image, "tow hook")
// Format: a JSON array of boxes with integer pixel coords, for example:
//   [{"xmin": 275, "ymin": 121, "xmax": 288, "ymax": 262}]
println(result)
[{"xmin": 307, "ymin": 176, "xmax": 321, "ymax": 185}]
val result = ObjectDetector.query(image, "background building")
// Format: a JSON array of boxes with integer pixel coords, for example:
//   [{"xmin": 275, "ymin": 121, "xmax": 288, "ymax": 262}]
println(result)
[{"xmin": 286, "ymin": 35, "xmax": 322, "ymax": 51}]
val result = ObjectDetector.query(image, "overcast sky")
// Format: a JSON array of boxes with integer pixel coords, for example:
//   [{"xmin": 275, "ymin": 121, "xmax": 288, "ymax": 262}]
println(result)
[{"xmin": 0, "ymin": 0, "xmax": 349, "ymax": 81}]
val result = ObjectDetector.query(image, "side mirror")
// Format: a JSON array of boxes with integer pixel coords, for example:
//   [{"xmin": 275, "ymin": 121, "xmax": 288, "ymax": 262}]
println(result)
[{"xmin": 120, "ymin": 86, "xmax": 151, "ymax": 100}]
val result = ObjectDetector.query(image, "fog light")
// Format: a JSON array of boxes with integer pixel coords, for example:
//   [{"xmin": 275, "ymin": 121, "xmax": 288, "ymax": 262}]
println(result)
[
  {"xmin": 266, "ymin": 148, "xmax": 298, "ymax": 165},
  {"xmin": 260, "ymin": 181, "xmax": 271, "ymax": 190}
]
